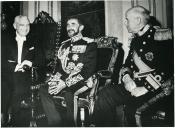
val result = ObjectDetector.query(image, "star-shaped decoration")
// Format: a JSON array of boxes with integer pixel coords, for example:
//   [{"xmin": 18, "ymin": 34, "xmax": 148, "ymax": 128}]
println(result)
[{"xmin": 72, "ymin": 54, "xmax": 79, "ymax": 61}]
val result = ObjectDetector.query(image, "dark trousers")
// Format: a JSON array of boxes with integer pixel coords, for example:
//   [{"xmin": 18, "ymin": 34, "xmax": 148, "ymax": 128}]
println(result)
[
  {"xmin": 39, "ymin": 86, "xmax": 75, "ymax": 126},
  {"xmin": 93, "ymin": 83, "xmax": 153, "ymax": 127},
  {"xmin": 11, "ymin": 72, "xmax": 31, "ymax": 126}
]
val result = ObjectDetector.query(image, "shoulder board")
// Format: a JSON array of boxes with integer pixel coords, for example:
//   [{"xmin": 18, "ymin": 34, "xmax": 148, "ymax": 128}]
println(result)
[
  {"xmin": 82, "ymin": 37, "xmax": 94, "ymax": 44},
  {"xmin": 61, "ymin": 38, "xmax": 71, "ymax": 45},
  {"xmin": 154, "ymin": 28, "xmax": 172, "ymax": 41}
]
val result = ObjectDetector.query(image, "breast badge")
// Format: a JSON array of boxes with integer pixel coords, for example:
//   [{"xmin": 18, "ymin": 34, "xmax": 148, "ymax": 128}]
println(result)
[
  {"xmin": 145, "ymin": 52, "xmax": 154, "ymax": 61},
  {"xmin": 72, "ymin": 54, "xmax": 79, "ymax": 61},
  {"xmin": 72, "ymin": 45, "xmax": 86, "ymax": 53}
]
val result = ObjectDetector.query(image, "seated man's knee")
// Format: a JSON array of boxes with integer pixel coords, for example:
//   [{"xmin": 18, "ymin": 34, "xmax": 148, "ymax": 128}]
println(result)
[{"xmin": 47, "ymin": 113, "xmax": 62, "ymax": 126}]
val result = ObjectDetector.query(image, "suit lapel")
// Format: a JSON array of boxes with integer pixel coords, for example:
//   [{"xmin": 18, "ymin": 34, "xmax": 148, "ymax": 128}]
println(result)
[
  {"xmin": 11, "ymin": 38, "xmax": 18, "ymax": 62},
  {"xmin": 21, "ymin": 40, "xmax": 28, "ymax": 62}
]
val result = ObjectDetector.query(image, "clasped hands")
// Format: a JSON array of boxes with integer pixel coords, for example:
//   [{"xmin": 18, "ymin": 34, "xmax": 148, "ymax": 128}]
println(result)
[
  {"xmin": 14, "ymin": 60, "xmax": 32, "ymax": 72},
  {"xmin": 122, "ymin": 74, "xmax": 148, "ymax": 97},
  {"xmin": 48, "ymin": 78, "xmax": 66, "ymax": 95}
]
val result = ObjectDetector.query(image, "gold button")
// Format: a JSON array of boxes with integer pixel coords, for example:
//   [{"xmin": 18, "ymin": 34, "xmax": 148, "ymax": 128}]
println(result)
[
  {"xmin": 131, "ymin": 65, "xmax": 133, "ymax": 68},
  {"xmin": 148, "ymin": 35, "xmax": 151, "ymax": 38},
  {"xmin": 143, "ymin": 41, "xmax": 146, "ymax": 45},
  {"xmin": 140, "ymin": 49, "xmax": 143, "ymax": 52}
]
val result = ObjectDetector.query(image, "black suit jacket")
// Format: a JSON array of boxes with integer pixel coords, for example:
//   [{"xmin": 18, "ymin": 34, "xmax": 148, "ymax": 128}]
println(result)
[
  {"xmin": 7, "ymin": 34, "xmax": 35, "ymax": 72},
  {"xmin": 6, "ymin": 33, "xmax": 35, "ymax": 97}
]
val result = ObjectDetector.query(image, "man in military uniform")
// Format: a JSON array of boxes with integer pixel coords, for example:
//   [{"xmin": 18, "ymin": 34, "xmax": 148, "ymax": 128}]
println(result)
[
  {"xmin": 93, "ymin": 6, "xmax": 173, "ymax": 126},
  {"xmin": 39, "ymin": 17, "xmax": 97, "ymax": 126}
]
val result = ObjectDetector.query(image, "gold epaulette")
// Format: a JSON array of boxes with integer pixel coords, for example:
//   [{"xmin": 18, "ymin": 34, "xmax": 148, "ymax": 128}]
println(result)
[{"xmin": 154, "ymin": 28, "xmax": 172, "ymax": 41}]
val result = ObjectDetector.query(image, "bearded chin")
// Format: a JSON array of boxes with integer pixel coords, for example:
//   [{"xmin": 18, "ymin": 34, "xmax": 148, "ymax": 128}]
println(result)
[{"xmin": 68, "ymin": 31, "xmax": 79, "ymax": 37}]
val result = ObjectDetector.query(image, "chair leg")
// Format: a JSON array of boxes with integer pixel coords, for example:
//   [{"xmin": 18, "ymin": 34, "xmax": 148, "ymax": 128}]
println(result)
[
  {"xmin": 74, "ymin": 96, "xmax": 78, "ymax": 126},
  {"xmin": 135, "ymin": 112, "xmax": 142, "ymax": 126},
  {"xmin": 80, "ymin": 108, "xmax": 85, "ymax": 127},
  {"xmin": 116, "ymin": 105, "xmax": 128, "ymax": 126}
]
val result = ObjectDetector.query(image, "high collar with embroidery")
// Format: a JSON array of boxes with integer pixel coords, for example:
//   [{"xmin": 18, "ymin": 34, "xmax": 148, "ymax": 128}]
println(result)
[{"xmin": 137, "ymin": 24, "xmax": 150, "ymax": 36}]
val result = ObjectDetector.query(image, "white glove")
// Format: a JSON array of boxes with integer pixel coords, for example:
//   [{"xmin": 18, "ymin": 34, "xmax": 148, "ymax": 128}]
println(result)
[
  {"xmin": 21, "ymin": 60, "xmax": 32, "ymax": 67},
  {"xmin": 14, "ymin": 60, "xmax": 32, "ymax": 72},
  {"xmin": 130, "ymin": 86, "xmax": 148, "ymax": 97},
  {"xmin": 14, "ymin": 64, "xmax": 24, "ymax": 72},
  {"xmin": 122, "ymin": 74, "xmax": 137, "ymax": 92}
]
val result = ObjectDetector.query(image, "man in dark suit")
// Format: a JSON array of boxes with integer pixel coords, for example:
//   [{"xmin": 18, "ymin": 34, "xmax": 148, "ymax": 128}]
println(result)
[
  {"xmin": 39, "ymin": 17, "xmax": 97, "ymax": 126},
  {"xmin": 93, "ymin": 6, "xmax": 173, "ymax": 126},
  {"xmin": 6, "ymin": 15, "xmax": 35, "ymax": 126}
]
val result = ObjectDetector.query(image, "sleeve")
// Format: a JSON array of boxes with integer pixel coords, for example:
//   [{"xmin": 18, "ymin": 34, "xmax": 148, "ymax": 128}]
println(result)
[
  {"xmin": 120, "ymin": 49, "xmax": 133, "ymax": 80},
  {"xmin": 65, "ymin": 42, "xmax": 97, "ymax": 87}
]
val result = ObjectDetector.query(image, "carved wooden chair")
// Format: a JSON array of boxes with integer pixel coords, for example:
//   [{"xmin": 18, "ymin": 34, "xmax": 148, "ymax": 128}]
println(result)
[{"xmin": 73, "ymin": 36, "xmax": 122, "ymax": 126}]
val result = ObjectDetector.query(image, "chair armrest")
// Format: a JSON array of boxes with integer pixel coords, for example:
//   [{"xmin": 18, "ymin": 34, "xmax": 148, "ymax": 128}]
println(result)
[
  {"xmin": 97, "ymin": 70, "xmax": 112, "ymax": 79},
  {"xmin": 135, "ymin": 78, "xmax": 173, "ymax": 126}
]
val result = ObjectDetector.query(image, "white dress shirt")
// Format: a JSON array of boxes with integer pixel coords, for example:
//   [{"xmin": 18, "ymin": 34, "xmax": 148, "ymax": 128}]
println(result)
[{"xmin": 15, "ymin": 33, "xmax": 26, "ymax": 64}]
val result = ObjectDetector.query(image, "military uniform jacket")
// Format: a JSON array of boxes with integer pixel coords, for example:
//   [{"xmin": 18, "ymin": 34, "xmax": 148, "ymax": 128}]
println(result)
[
  {"xmin": 122, "ymin": 25, "xmax": 173, "ymax": 91},
  {"xmin": 54, "ymin": 39, "xmax": 97, "ymax": 92}
]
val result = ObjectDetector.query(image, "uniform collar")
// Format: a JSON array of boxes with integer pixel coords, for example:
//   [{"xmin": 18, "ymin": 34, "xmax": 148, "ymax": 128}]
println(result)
[{"xmin": 137, "ymin": 24, "xmax": 150, "ymax": 36}]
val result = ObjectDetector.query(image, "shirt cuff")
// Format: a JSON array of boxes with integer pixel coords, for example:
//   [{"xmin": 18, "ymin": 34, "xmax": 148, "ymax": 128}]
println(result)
[{"xmin": 65, "ymin": 74, "xmax": 84, "ymax": 87}]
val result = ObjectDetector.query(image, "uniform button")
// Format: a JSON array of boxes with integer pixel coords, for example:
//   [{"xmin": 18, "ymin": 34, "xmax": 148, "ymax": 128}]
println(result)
[
  {"xmin": 155, "ymin": 75, "xmax": 162, "ymax": 82},
  {"xmin": 139, "ymin": 49, "xmax": 143, "ymax": 52},
  {"xmin": 148, "ymin": 35, "xmax": 151, "ymax": 38},
  {"xmin": 131, "ymin": 65, "xmax": 133, "ymax": 68},
  {"xmin": 143, "ymin": 41, "xmax": 146, "ymax": 45},
  {"xmin": 138, "ymin": 78, "xmax": 141, "ymax": 81},
  {"xmin": 130, "ymin": 59, "xmax": 133, "ymax": 62},
  {"xmin": 161, "ymin": 72, "xmax": 164, "ymax": 75},
  {"xmin": 148, "ymin": 86, "xmax": 151, "ymax": 89},
  {"xmin": 150, "ymin": 29, "xmax": 153, "ymax": 32}
]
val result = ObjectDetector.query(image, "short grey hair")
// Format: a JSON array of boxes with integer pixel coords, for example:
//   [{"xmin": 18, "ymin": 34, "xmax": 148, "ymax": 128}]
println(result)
[
  {"xmin": 13, "ymin": 15, "xmax": 30, "ymax": 25},
  {"xmin": 127, "ymin": 6, "xmax": 150, "ymax": 24}
]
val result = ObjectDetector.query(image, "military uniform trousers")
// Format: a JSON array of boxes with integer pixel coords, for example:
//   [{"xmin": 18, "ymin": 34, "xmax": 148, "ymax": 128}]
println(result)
[
  {"xmin": 39, "ymin": 85, "xmax": 75, "ymax": 126},
  {"xmin": 93, "ymin": 83, "xmax": 155, "ymax": 127}
]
